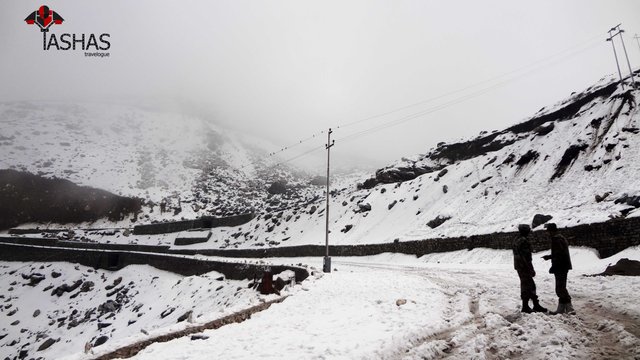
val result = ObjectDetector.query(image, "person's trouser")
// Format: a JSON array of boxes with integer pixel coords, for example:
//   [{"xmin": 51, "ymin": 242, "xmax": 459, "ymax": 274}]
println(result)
[
  {"xmin": 554, "ymin": 271, "xmax": 571, "ymax": 304},
  {"xmin": 517, "ymin": 271, "xmax": 537, "ymax": 302}
]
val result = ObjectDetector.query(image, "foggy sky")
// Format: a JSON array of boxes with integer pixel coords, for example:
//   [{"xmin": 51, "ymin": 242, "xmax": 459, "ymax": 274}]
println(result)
[{"xmin": 1, "ymin": 1, "xmax": 640, "ymax": 171}]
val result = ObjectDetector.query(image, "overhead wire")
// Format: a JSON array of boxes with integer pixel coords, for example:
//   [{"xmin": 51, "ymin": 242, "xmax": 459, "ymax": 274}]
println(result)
[
  {"xmin": 333, "ymin": 32, "xmax": 606, "ymax": 131},
  {"xmin": 335, "ymin": 39, "xmax": 604, "ymax": 145},
  {"xmin": 239, "ymin": 31, "xmax": 607, "ymax": 170}
]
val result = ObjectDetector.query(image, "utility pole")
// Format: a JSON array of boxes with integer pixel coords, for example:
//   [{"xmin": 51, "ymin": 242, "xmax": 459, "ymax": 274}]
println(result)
[
  {"xmin": 607, "ymin": 27, "xmax": 625, "ymax": 89},
  {"xmin": 609, "ymin": 24, "xmax": 637, "ymax": 89},
  {"xmin": 634, "ymin": 34, "xmax": 640, "ymax": 54},
  {"xmin": 323, "ymin": 128, "xmax": 334, "ymax": 273}
]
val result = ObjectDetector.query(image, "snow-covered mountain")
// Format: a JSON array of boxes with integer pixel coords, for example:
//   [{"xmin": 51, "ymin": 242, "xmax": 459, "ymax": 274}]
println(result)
[
  {"xmin": 0, "ymin": 102, "xmax": 329, "ymax": 229},
  {"xmin": 198, "ymin": 73, "xmax": 640, "ymax": 249},
  {"xmin": 2, "ymin": 72, "xmax": 640, "ymax": 249}
]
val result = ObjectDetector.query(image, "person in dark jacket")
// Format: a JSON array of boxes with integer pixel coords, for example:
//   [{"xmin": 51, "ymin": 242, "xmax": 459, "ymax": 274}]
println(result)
[
  {"xmin": 542, "ymin": 223, "xmax": 574, "ymax": 314},
  {"xmin": 513, "ymin": 224, "xmax": 547, "ymax": 313}
]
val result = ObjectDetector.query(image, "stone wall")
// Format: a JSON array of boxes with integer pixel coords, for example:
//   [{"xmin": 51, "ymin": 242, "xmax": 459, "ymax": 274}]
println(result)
[
  {"xmin": 2, "ymin": 216, "xmax": 639, "ymax": 261},
  {"xmin": 132, "ymin": 213, "xmax": 255, "ymax": 235},
  {"xmin": 167, "ymin": 217, "xmax": 640, "ymax": 259},
  {"xmin": 0, "ymin": 243, "xmax": 309, "ymax": 282}
]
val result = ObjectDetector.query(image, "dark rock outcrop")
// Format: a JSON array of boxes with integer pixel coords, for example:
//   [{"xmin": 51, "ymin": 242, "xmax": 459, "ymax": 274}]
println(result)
[
  {"xmin": 551, "ymin": 143, "xmax": 588, "ymax": 181},
  {"xmin": 531, "ymin": 214, "xmax": 553, "ymax": 228},
  {"xmin": 599, "ymin": 258, "xmax": 640, "ymax": 276},
  {"xmin": 0, "ymin": 169, "xmax": 142, "ymax": 231},
  {"xmin": 427, "ymin": 216, "xmax": 451, "ymax": 229},
  {"xmin": 267, "ymin": 181, "xmax": 287, "ymax": 195}
]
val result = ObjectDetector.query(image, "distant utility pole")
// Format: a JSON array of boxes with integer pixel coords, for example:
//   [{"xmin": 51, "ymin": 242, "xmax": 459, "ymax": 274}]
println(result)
[
  {"xmin": 608, "ymin": 24, "xmax": 637, "ymax": 89},
  {"xmin": 323, "ymin": 128, "xmax": 335, "ymax": 273},
  {"xmin": 635, "ymin": 34, "xmax": 640, "ymax": 53},
  {"xmin": 607, "ymin": 26, "xmax": 625, "ymax": 89}
]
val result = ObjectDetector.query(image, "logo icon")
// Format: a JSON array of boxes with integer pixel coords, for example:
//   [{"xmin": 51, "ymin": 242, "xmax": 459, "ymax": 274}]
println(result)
[{"xmin": 25, "ymin": 5, "xmax": 64, "ymax": 32}]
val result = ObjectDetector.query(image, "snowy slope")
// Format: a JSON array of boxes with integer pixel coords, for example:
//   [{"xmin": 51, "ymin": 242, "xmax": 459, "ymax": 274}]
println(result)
[
  {"xmin": 0, "ymin": 101, "xmax": 327, "ymax": 228},
  {"xmin": 196, "ymin": 73, "xmax": 640, "ymax": 248},
  {"xmin": 119, "ymin": 246, "xmax": 640, "ymax": 359},
  {"xmin": 0, "ymin": 260, "xmax": 283, "ymax": 359},
  {"xmin": 3, "ymin": 73, "xmax": 640, "ymax": 249}
]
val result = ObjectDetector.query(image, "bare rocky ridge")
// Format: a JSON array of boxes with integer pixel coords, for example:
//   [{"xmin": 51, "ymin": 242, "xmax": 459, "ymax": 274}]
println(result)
[{"xmin": 0, "ymin": 169, "xmax": 142, "ymax": 230}]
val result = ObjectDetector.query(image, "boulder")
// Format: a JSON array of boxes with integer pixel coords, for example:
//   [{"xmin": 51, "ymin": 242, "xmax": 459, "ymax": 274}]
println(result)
[
  {"xmin": 37, "ymin": 338, "xmax": 57, "ymax": 351},
  {"xmin": 340, "ymin": 224, "xmax": 353, "ymax": 233},
  {"xmin": 98, "ymin": 300, "xmax": 119, "ymax": 314},
  {"xmin": 267, "ymin": 181, "xmax": 287, "ymax": 195},
  {"xmin": 531, "ymin": 214, "xmax": 553, "ymax": 229},
  {"xmin": 357, "ymin": 178, "xmax": 379, "ymax": 190},
  {"xmin": 615, "ymin": 194, "xmax": 640, "ymax": 208},
  {"xmin": 358, "ymin": 203, "xmax": 372, "ymax": 212},
  {"xmin": 80, "ymin": 281, "xmax": 95, "ymax": 292},
  {"xmin": 93, "ymin": 335, "xmax": 109, "ymax": 347},
  {"xmin": 177, "ymin": 310, "xmax": 193, "ymax": 323},
  {"xmin": 599, "ymin": 258, "xmax": 640, "ymax": 276},
  {"xmin": 427, "ymin": 216, "xmax": 451, "ymax": 229},
  {"xmin": 160, "ymin": 307, "xmax": 176, "ymax": 319},
  {"xmin": 274, "ymin": 270, "xmax": 296, "ymax": 291},
  {"xmin": 534, "ymin": 122, "xmax": 555, "ymax": 136},
  {"xmin": 51, "ymin": 280, "xmax": 83, "ymax": 297},
  {"xmin": 24, "ymin": 273, "xmax": 46, "ymax": 286},
  {"xmin": 191, "ymin": 334, "xmax": 210, "ymax": 341}
]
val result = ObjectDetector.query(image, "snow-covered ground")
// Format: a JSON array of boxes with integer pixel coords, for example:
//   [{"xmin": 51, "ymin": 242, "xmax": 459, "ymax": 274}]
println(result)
[
  {"xmin": 126, "ymin": 246, "xmax": 640, "ymax": 359},
  {"xmin": 0, "ymin": 261, "xmax": 291, "ymax": 360}
]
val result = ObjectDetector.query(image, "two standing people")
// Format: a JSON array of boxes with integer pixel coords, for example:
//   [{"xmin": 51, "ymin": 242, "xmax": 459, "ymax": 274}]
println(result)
[{"xmin": 512, "ymin": 223, "xmax": 574, "ymax": 314}]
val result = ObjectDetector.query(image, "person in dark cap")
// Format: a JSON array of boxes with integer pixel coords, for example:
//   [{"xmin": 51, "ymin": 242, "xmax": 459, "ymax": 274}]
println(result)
[
  {"xmin": 542, "ymin": 223, "xmax": 574, "ymax": 314},
  {"xmin": 513, "ymin": 224, "xmax": 547, "ymax": 313}
]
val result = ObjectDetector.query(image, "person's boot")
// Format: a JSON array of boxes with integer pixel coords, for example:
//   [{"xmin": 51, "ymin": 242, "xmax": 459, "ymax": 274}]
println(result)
[
  {"xmin": 550, "ymin": 301, "xmax": 566, "ymax": 315},
  {"xmin": 532, "ymin": 299, "xmax": 548, "ymax": 313},
  {"xmin": 521, "ymin": 300, "xmax": 532, "ymax": 313},
  {"xmin": 564, "ymin": 302, "xmax": 575, "ymax": 314}
]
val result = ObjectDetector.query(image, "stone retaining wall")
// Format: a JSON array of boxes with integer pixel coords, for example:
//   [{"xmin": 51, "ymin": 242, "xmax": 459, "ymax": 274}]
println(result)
[
  {"xmin": 2, "ymin": 216, "xmax": 639, "ymax": 261},
  {"xmin": 0, "ymin": 243, "xmax": 309, "ymax": 282},
  {"xmin": 132, "ymin": 214, "xmax": 255, "ymax": 235}
]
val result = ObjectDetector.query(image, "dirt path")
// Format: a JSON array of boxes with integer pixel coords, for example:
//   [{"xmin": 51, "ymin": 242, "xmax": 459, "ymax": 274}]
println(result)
[{"xmin": 334, "ymin": 259, "xmax": 640, "ymax": 359}]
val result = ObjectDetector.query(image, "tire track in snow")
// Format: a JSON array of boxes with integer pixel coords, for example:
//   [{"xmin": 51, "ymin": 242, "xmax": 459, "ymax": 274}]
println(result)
[
  {"xmin": 335, "ymin": 260, "xmax": 488, "ymax": 359},
  {"xmin": 336, "ymin": 260, "xmax": 640, "ymax": 359}
]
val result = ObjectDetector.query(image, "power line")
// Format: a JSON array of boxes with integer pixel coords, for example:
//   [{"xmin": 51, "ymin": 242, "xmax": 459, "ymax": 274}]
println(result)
[
  {"xmin": 267, "ymin": 144, "xmax": 325, "ymax": 168},
  {"xmin": 238, "ymin": 31, "xmax": 606, "ymax": 171},
  {"xmin": 335, "ymin": 40, "xmax": 603, "ymax": 145},
  {"xmin": 333, "ymin": 32, "xmax": 604, "ymax": 131}
]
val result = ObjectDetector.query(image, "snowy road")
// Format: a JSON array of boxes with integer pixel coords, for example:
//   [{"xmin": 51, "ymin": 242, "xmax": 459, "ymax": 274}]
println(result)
[{"xmin": 129, "ymin": 247, "xmax": 640, "ymax": 360}]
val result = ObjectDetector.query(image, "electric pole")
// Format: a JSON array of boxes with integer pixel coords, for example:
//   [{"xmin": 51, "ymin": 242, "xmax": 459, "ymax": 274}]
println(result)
[
  {"xmin": 634, "ymin": 34, "xmax": 640, "ymax": 53},
  {"xmin": 323, "ymin": 128, "xmax": 334, "ymax": 273},
  {"xmin": 607, "ymin": 27, "xmax": 625, "ymax": 89},
  {"xmin": 609, "ymin": 24, "xmax": 637, "ymax": 89}
]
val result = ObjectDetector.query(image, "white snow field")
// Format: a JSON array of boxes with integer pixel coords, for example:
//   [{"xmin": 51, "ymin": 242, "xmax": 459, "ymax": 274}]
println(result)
[
  {"xmin": 0, "ymin": 261, "xmax": 286, "ymax": 360},
  {"xmin": 125, "ymin": 246, "xmax": 640, "ymax": 360}
]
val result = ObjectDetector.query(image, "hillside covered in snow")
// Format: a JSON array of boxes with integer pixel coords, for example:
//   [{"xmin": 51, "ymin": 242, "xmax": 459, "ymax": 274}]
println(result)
[
  {"xmin": 195, "ymin": 72, "xmax": 640, "ymax": 249},
  {"xmin": 2, "ymin": 72, "xmax": 640, "ymax": 249},
  {"xmin": 0, "ymin": 102, "xmax": 331, "ymax": 231}
]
